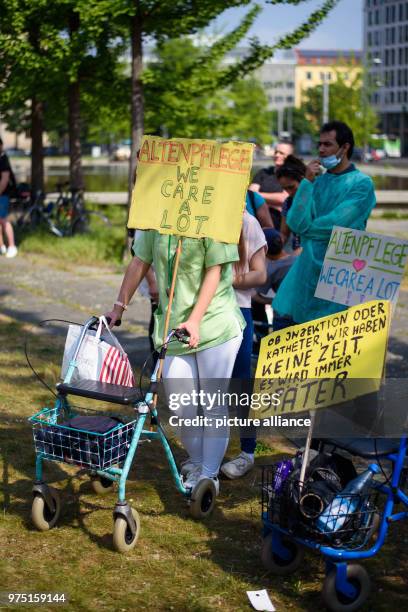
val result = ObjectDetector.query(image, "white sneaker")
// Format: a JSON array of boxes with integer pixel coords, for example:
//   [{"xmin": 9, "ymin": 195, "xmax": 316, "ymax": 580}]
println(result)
[
  {"xmin": 6, "ymin": 246, "xmax": 18, "ymax": 258},
  {"xmin": 0, "ymin": 245, "xmax": 6, "ymax": 255},
  {"xmin": 182, "ymin": 465, "xmax": 201, "ymax": 490},
  {"xmin": 221, "ymin": 452, "xmax": 254, "ymax": 479},
  {"xmin": 180, "ymin": 459, "xmax": 197, "ymax": 477}
]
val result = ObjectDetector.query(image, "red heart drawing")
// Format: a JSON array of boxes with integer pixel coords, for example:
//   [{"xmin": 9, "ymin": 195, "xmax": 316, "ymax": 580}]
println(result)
[{"xmin": 352, "ymin": 258, "xmax": 367, "ymax": 272}]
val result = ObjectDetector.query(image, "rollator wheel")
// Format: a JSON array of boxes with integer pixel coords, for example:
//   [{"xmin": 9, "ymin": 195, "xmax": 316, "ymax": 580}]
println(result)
[
  {"xmin": 90, "ymin": 475, "xmax": 114, "ymax": 495},
  {"xmin": 113, "ymin": 508, "xmax": 140, "ymax": 553},
  {"xmin": 322, "ymin": 564, "xmax": 371, "ymax": 612},
  {"xmin": 261, "ymin": 532, "xmax": 304, "ymax": 576},
  {"xmin": 31, "ymin": 487, "xmax": 61, "ymax": 531},
  {"xmin": 189, "ymin": 479, "xmax": 216, "ymax": 519}
]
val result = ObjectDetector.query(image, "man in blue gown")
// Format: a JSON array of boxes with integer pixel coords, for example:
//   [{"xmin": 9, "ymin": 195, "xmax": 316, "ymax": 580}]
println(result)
[
  {"xmin": 272, "ymin": 121, "xmax": 381, "ymax": 446},
  {"xmin": 273, "ymin": 121, "xmax": 376, "ymax": 325}
]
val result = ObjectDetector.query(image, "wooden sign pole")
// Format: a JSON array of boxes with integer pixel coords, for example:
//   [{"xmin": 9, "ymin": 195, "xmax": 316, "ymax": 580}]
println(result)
[{"xmin": 152, "ymin": 237, "xmax": 183, "ymax": 410}]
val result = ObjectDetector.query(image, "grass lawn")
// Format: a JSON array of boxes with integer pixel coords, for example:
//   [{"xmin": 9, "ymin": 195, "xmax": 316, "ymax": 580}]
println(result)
[
  {"xmin": 15, "ymin": 204, "xmax": 128, "ymax": 267},
  {"xmin": 1, "ymin": 315, "xmax": 408, "ymax": 611}
]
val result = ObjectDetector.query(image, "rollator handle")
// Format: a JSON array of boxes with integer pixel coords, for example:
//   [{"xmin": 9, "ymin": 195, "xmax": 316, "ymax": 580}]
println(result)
[
  {"xmin": 89, "ymin": 316, "xmax": 121, "ymax": 331},
  {"xmin": 105, "ymin": 316, "xmax": 121, "ymax": 327},
  {"xmin": 173, "ymin": 328, "xmax": 190, "ymax": 344}
]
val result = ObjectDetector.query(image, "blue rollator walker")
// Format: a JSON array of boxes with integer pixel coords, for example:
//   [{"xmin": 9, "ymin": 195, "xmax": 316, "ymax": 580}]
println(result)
[
  {"xmin": 261, "ymin": 434, "xmax": 408, "ymax": 611},
  {"xmin": 29, "ymin": 316, "xmax": 218, "ymax": 553}
]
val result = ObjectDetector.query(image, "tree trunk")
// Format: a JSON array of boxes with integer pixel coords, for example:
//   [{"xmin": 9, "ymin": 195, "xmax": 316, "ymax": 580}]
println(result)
[
  {"xmin": 28, "ymin": 24, "xmax": 44, "ymax": 195},
  {"xmin": 128, "ymin": 9, "xmax": 144, "ymax": 207},
  {"xmin": 68, "ymin": 11, "xmax": 83, "ymax": 190},
  {"xmin": 31, "ymin": 97, "xmax": 44, "ymax": 194},
  {"xmin": 123, "ymin": 7, "xmax": 144, "ymax": 259},
  {"xmin": 68, "ymin": 79, "xmax": 83, "ymax": 190}
]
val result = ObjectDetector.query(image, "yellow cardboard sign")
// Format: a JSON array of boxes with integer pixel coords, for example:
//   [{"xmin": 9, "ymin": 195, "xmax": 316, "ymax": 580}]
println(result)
[
  {"xmin": 128, "ymin": 136, "xmax": 254, "ymax": 244},
  {"xmin": 251, "ymin": 300, "xmax": 390, "ymax": 418}
]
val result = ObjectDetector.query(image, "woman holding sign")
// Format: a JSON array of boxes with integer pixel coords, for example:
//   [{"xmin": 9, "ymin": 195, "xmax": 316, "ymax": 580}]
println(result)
[{"xmin": 105, "ymin": 232, "xmax": 245, "ymax": 495}]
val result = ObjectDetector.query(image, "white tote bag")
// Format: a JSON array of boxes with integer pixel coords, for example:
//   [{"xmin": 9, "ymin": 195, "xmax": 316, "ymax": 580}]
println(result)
[{"xmin": 61, "ymin": 317, "xmax": 135, "ymax": 386}]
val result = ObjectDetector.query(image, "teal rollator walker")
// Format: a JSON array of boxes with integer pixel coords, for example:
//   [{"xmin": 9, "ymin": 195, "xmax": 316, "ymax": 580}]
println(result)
[{"xmin": 29, "ymin": 315, "xmax": 218, "ymax": 553}]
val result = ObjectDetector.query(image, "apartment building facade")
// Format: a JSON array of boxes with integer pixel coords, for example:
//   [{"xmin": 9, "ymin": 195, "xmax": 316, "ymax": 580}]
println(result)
[
  {"xmin": 294, "ymin": 49, "xmax": 362, "ymax": 108},
  {"xmin": 364, "ymin": 0, "xmax": 408, "ymax": 154}
]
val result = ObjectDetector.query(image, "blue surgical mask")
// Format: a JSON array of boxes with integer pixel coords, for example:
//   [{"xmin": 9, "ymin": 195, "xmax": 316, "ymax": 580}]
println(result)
[{"xmin": 319, "ymin": 154, "xmax": 342, "ymax": 170}]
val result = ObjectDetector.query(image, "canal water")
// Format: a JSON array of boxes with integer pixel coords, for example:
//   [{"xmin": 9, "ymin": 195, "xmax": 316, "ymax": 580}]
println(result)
[{"xmin": 15, "ymin": 162, "xmax": 408, "ymax": 192}]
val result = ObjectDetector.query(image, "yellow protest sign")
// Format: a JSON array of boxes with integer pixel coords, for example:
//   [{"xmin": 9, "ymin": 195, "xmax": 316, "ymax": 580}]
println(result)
[
  {"xmin": 251, "ymin": 300, "xmax": 390, "ymax": 418},
  {"xmin": 128, "ymin": 136, "xmax": 254, "ymax": 244}
]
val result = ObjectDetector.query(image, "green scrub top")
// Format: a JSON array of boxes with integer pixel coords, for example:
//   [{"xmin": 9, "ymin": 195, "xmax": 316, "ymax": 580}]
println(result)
[
  {"xmin": 273, "ymin": 166, "xmax": 376, "ymax": 324},
  {"xmin": 132, "ymin": 230, "xmax": 245, "ymax": 355}
]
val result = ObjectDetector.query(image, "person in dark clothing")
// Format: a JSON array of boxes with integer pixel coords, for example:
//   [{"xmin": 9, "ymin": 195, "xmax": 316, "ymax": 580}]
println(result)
[
  {"xmin": 253, "ymin": 229, "xmax": 296, "ymax": 331},
  {"xmin": 275, "ymin": 155, "xmax": 307, "ymax": 253},
  {"xmin": 249, "ymin": 141, "xmax": 294, "ymax": 230},
  {"xmin": 223, "ymin": 229, "xmax": 296, "ymax": 480},
  {"xmin": 0, "ymin": 139, "xmax": 17, "ymax": 257}
]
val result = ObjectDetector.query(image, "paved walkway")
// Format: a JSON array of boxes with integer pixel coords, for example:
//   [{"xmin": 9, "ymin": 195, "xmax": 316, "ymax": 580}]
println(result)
[
  {"xmin": 1, "ymin": 215, "xmax": 408, "ymax": 376},
  {"xmin": 0, "ymin": 255, "xmax": 152, "ymax": 366}
]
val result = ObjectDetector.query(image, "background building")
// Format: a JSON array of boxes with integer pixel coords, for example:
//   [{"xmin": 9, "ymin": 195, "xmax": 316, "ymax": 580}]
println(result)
[
  {"xmin": 364, "ymin": 0, "xmax": 408, "ymax": 155},
  {"xmin": 254, "ymin": 50, "xmax": 297, "ymax": 113},
  {"xmin": 294, "ymin": 49, "xmax": 362, "ymax": 108},
  {"xmin": 0, "ymin": 120, "xmax": 32, "ymax": 152}
]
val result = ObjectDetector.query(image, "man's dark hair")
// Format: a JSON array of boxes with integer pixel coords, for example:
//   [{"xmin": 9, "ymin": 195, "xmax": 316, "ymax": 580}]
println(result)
[
  {"xmin": 263, "ymin": 228, "xmax": 283, "ymax": 256},
  {"xmin": 276, "ymin": 155, "xmax": 306, "ymax": 182},
  {"xmin": 320, "ymin": 121, "xmax": 354, "ymax": 159},
  {"xmin": 0, "ymin": 138, "xmax": 3, "ymax": 146}
]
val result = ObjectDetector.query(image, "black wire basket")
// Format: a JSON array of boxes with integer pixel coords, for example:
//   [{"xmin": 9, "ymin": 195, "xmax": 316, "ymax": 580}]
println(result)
[
  {"xmin": 261, "ymin": 464, "xmax": 379, "ymax": 550},
  {"xmin": 30, "ymin": 405, "xmax": 137, "ymax": 470}
]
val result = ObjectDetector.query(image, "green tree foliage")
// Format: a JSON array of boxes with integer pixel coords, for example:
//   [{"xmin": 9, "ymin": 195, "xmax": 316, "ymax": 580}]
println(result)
[
  {"xmin": 0, "ymin": 104, "xmax": 31, "ymax": 145},
  {"xmin": 0, "ymin": 0, "xmax": 68, "ymax": 189},
  {"xmin": 291, "ymin": 107, "xmax": 315, "ymax": 139},
  {"xmin": 94, "ymin": 0, "xmax": 340, "ymax": 200},
  {"xmin": 145, "ymin": 38, "xmax": 270, "ymax": 143},
  {"xmin": 82, "ymin": 79, "xmax": 131, "ymax": 147},
  {"xmin": 217, "ymin": 0, "xmax": 339, "ymax": 87},
  {"xmin": 42, "ymin": 30, "xmax": 128, "ymax": 152},
  {"xmin": 99, "ymin": 0, "xmax": 261, "ymax": 199},
  {"xmin": 1, "ymin": 0, "xmax": 339, "ymax": 194},
  {"xmin": 42, "ymin": 2, "xmax": 125, "ymax": 188},
  {"xmin": 0, "ymin": 0, "xmax": 124, "ymax": 188},
  {"xmin": 223, "ymin": 78, "xmax": 272, "ymax": 143},
  {"xmin": 301, "ymin": 68, "xmax": 379, "ymax": 146},
  {"xmin": 143, "ymin": 30, "xmax": 272, "ymax": 143}
]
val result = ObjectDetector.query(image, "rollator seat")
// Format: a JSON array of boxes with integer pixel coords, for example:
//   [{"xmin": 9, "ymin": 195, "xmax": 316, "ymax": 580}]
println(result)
[
  {"xmin": 323, "ymin": 437, "xmax": 402, "ymax": 459},
  {"xmin": 56, "ymin": 379, "xmax": 144, "ymax": 405}
]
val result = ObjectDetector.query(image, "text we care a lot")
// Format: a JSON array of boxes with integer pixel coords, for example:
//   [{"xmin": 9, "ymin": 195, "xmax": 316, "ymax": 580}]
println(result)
[{"xmin": 321, "ymin": 231, "xmax": 408, "ymax": 301}]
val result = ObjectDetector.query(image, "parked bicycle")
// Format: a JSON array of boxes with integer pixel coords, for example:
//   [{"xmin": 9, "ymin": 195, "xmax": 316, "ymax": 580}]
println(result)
[
  {"xmin": 14, "ymin": 189, "xmax": 65, "ymax": 238},
  {"xmin": 52, "ymin": 181, "xmax": 111, "ymax": 236},
  {"xmin": 14, "ymin": 182, "xmax": 111, "ymax": 238}
]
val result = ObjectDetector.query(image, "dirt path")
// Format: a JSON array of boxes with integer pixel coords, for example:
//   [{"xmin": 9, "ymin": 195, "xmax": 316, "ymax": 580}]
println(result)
[
  {"xmin": 1, "ymin": 239, "xmax": 408, "ymax": 376},
  {"xmin": 0, "ymin": 254, "xmax": 151, "ymax": 365}
]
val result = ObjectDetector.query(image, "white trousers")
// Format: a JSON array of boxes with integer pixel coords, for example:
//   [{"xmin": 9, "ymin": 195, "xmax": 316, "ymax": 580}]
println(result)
[{"xmin": 163, "ymin": 334, "xmax": 242, "ymax": 478}]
